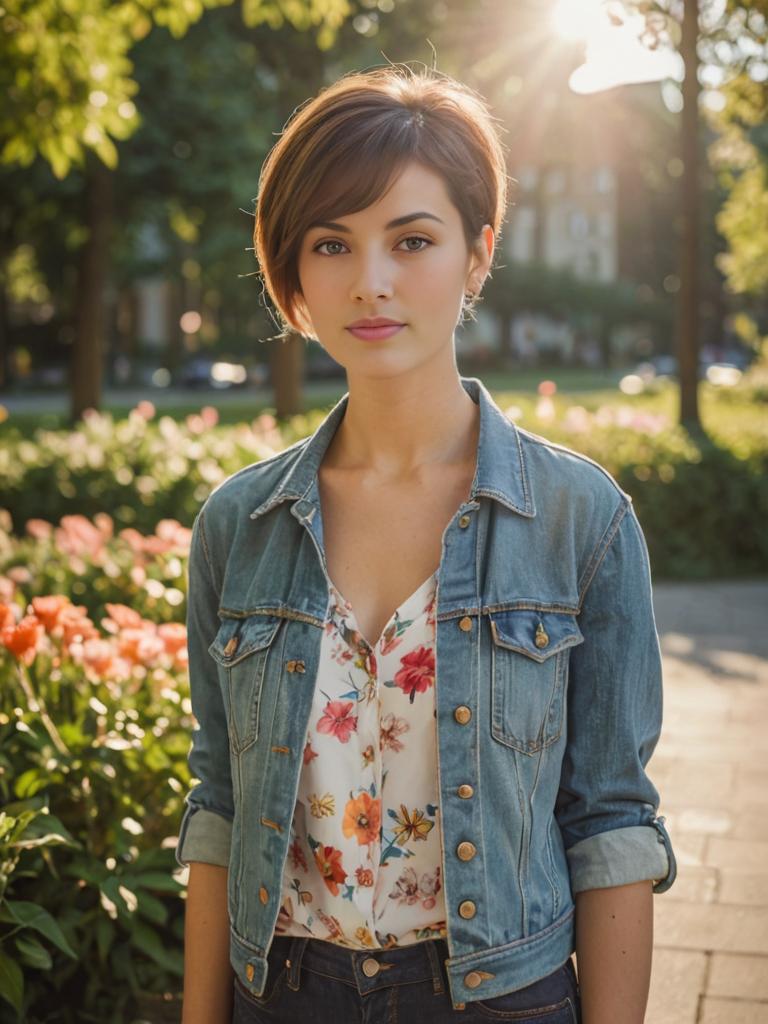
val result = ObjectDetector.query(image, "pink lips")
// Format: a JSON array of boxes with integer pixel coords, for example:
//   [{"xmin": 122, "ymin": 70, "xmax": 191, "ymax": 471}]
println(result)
[{"xmin": 346, "ymin": 324, "xmax": 405, "ymax": 341}]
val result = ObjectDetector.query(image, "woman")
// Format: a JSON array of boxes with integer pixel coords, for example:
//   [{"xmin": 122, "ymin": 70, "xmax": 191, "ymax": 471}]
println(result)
[{"xmin": 177, "ymin": 64, "xmax": 677, "ymax": 1024}]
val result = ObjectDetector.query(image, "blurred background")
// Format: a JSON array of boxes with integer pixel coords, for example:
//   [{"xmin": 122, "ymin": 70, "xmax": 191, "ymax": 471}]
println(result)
[{"xmin": 1, "ymin": 2, "xmax": 767, "ymax": 1022}]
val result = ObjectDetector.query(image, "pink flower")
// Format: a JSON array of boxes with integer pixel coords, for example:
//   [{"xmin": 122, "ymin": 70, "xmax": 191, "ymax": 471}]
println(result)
[{"xmin": 316, "ymin": 700, "xmax": 358, "ymax": 743}]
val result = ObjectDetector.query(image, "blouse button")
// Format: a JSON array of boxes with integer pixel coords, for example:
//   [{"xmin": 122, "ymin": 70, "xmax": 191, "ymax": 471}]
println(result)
[
  {"xmin": 458, "ymin": 900, "xmax": 476, "ymax": 919},
  {"xmin": 454, "ymin": 705, "xmax": 472, "ymax": 725},
  {"xmin": 458, "ymin": 616, "xmax": 473, "ymax": 632},
  {"xmin": 457, "ymin": 784, "xmax": 474, "ymax": 799},
  {"xmin": 458, "ymin": 514, "xmax": 471, "ymax": 528},
  {"xmin": 361, "ymin": 958, "xmax": 381, "ymax": 977},
  {"xmin": 457, "ymin": 841, "xmax": 477, "ymax": 861}
]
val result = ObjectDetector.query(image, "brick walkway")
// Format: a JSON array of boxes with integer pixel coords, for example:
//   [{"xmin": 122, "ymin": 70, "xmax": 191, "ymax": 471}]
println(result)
[{"xmin": 645, "ymin": 580, "xmax": 768, "ymax": 1024}]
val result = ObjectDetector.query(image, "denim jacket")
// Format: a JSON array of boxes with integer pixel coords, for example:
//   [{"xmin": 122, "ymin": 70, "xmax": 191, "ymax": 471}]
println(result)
[{"xmin": 175, "ymin": 375, "xmax": 677, "ymax": 1008}]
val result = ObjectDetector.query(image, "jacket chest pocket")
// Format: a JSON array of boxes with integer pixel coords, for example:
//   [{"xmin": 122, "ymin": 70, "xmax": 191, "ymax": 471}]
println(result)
[
  {"xmin": 208, "ymin": 614, "xmax": 283, "ymax": 754},
  {"xmin": 489, "ymin": 609, "xmax": 584, "ymax": 754}
]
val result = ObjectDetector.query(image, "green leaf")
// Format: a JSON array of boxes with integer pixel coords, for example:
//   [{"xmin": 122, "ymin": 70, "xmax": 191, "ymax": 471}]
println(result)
[
  {"xmin": 3, "ymin": 901, "xmax": 77, "ymax": 959},
  {"xmin": 0, "ymin": 948, "xmax": 24, "ymax": 1014},
  {"xmin": 129, "ymin": 920, "xmax": 183, "ymax": 975},
  {"xmin": 134, "ymin": 889, "xmax": 168, "ymax": 926},
  {"xmin": 14, "ymin": 932, "xmax": 52, "ymax": 970},
  {"xmin": 130, "ymin": 871, "xmax": 183, "ymax": 893}
]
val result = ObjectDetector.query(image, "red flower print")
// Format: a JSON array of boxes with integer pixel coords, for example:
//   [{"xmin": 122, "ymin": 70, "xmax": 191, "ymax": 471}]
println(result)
[
  {"xmin": 380, "ymin": 712, "xmax": 409, "ymax": 753},
  {"xmin": 393, "ymin": 646, "xmax": 435, "ymax": 703},
  {"xmin": 289, "ymin": 838, "xmax": 307, "ymax": 872},
  {"xmin": 317, "ymin": 700, "xmax": 358, "ymax": 743},
  {"xmin": 313, "ymin": 844, "xmax": 347, "ymax": 896},
  {"xmin": 342, "ymin": 792, "xmax": 381, "ymax": 846}
]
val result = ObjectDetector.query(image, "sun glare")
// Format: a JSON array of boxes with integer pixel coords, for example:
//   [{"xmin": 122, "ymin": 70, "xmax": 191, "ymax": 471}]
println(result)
[{"xmin": 551, "ymin": 0, "xmax": 609, "ymax": 41}]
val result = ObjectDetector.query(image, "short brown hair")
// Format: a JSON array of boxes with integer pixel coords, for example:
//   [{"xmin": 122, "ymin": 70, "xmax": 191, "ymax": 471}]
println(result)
[{"xmin": 253, "ymin": 63, "xmax": 510, "ymax": 338}]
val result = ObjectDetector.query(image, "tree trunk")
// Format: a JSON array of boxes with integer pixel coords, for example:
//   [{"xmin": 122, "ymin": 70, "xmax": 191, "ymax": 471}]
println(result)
[
  {"xmin": 70, "ymin": 152, "xmax": 114, "ymax": 423},
  {"xmin": 271, "ymin": 332, "xmax": 305, "ymax": 418},
  {"xmin": 678, "ymin": 0, "xmax": 702, "ymax": 430}
]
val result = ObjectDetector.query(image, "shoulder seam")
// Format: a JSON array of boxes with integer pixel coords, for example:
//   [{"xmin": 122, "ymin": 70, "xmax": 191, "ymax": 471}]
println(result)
[
  {"xmin": 517, "ymin": 427, "xmax": 629, "ymax": 500},
  {"xmin": 577, "ymin": 497, "xmax": 632, "ymax": 606}
]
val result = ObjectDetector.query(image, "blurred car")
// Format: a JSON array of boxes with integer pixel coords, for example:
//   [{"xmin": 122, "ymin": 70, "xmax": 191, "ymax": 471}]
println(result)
[{"xmin": 176, "ymin": 357, "xmax": 257, "ymax": 389}]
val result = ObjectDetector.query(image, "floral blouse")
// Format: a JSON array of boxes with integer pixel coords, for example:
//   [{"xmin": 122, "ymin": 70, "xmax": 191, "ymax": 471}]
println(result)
[{"xmin": 274, "ymin": 569, "xmax": 448, "ymax": 949}]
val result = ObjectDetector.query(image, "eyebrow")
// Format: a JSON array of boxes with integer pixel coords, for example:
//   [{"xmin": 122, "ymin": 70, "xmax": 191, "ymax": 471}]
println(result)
[{"xmin": 307, "ymin": 211, "xmax": 445, "ymax": 233}]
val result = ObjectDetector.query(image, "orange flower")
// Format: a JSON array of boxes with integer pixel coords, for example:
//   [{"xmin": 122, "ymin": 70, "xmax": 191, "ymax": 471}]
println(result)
[
  {"xmin": 1, "ymin": 614, "xmax": 43, "ymax": 661},
  {"xmin": 31, "ymin": 595, "xmax": 71, "ymax": 632},
  {"xmin": 313, "ymin": 845, "xmax": 347, "ymax": 896},
  {"xmin": 104, "ymin": 604, "xmax": 144, "ymax": 631},
  {"xmin": 157, "ymin": 622, "xmax": 187, "ymax": 655},
  {"xmin": 342, "ymin": 792, "xmax": 381, "ymax": 847}
]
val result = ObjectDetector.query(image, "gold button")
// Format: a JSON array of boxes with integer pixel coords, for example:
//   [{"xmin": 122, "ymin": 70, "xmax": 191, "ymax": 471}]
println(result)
[
  {"xmin": 457, "ymin": 784, "xmax": 474, "ymax": 799},
  {"xmin": 286, "ymin": 660, "xmax": 297, "ymax": 672},
  {"xmin": 454, "ymin": 705, "xmax": 472, "ymax": 725},
  {"xmin": 259, "ymin": 885, "xmax": 268, "ymax": 905},
  {"xmin": 534, "ymin": 622, "xmax": 549, "ymax": 648},
  {"xmin": 361, "ymin": 957, "xmax": 380, "ymax": 977},
  {"xmin": 458, "ymin": 514, "xmax": 471, "ymax": 528},
  {"xmin": 224, "ymin": 636, "xmax": 239, "ymax": 656},
  {"xmin": 464, "ymin": 971, "xmax": 483, "ymax": 989},
  {"xmin": 457, "ymin": 841, "xmax": 477, "ymax": 861},
  {"xmin": 458, "ymin": 900, "xmax": 476, "ymax": 919},
  {"xmin": 245, "ymin": 964, "xmax": 255, "ymax": 982},
  {"xmin": 458, "ymin": 616, "xmax": 473, "ymax": 632}
]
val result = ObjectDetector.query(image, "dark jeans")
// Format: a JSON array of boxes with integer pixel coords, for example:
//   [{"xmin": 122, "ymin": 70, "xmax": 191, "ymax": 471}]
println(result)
[{"xmin": 232, "ymin": 934, "xmax": 582, "ymax": 1022}]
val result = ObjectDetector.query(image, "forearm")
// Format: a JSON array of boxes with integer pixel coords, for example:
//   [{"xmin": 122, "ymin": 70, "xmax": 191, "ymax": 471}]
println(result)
[
  {"xmin": 574, "ymin": 880, "xmax": 654, "ymax": 1024},
  {"xmin": 182, "ymin": 862, "xmax": 234, "ymax": 1024}
]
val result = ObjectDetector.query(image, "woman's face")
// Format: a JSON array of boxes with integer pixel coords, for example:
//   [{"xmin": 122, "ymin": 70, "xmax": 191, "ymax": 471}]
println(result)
[{"xmin": 296, "ymin": 159, "xmax": 494, "ymax": 378}]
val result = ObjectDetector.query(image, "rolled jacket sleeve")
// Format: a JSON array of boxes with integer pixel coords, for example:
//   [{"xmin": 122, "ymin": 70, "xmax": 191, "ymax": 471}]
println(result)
[
  {"xmin": 175, "ymin": 507, "xmax": 234, "ymax": 870},
  {"xmin": 555, "ymin": 498, "xmax": 677, "ymax": 895}
]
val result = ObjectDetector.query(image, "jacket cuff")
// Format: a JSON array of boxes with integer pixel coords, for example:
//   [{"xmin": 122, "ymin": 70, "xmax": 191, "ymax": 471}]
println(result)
[
  {"xmin": 175, "ymin": 806, "xmax": 232, "ymax": 868},
  {"xmin": 566, "ymin": 817, "xmax": 677, "ymax": 894}
]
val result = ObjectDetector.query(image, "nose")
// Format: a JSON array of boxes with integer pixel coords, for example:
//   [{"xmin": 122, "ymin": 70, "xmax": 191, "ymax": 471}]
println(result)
[{"xmin": 349, "ymin": 250, "xmax": 394, "ymax": 304}]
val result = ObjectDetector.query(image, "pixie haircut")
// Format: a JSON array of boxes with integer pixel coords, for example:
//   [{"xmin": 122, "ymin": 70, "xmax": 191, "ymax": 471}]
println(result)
[{"xmin": 253, "ymin": 63, "xmax": 510, "ymax": 338}]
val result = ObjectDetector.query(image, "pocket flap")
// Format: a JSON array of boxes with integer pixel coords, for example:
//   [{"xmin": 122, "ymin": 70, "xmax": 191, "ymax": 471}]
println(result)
[
  {"xmin": 489, "ymin": 610, "xmax": 584, "ymax": 662},
  {"xmin": 208, "ymin": 615, "xmax": 282, "ymax": 666}
]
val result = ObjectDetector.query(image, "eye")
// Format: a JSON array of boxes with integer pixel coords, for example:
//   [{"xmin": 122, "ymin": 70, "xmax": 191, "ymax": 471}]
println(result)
[
  {"xmin": 313, "ymin": 239, "xmax": 348, "ymax": 256},
  {"xmin": 397, "ymin": 236, "xmax": 432, "ymax": 252}
]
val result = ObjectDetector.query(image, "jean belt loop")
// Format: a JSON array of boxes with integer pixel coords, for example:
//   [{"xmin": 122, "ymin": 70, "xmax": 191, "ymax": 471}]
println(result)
[
  {"xmin": 285, "ymin": 936, "xmax": 308, "ymax": 991},
  {"xmin": 420, "ymin": 937, "xmax": 445, "ymax": 996}
]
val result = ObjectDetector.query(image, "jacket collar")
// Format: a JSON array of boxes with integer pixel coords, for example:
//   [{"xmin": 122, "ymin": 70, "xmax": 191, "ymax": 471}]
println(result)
[{"xmin": 250, "ymin": 376, "xmax": 535, "ymax": 520}]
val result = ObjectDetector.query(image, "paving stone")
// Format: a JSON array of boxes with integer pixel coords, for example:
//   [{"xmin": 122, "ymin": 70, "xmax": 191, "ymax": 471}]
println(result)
[
  {"xmin": 708, "ymin": 953, "xmax": 768, "ymax": 1000},
  {"xmin": 719, "ymin": 873, "xmax": 768, "ymax": 906},
  {"xmin": 706, "ymin": 838, "xmax": 768, "ymax": 872},
  {"xmin": 661, "ymin": 865, "xmax": 718, "ymax": 903},
  {"xmin": 654, "ymin": 901, "xmax": 768, "ymax": 955},
  {"xmin": 646, "ymin": 948, "xmax": 706, "ymax": 1024},
  {"xmin": 698, "ymin": 998, "xmax": 768, "ymax": 1022}
]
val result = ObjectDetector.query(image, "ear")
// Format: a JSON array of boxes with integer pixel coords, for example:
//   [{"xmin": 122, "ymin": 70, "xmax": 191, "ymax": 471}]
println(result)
[{"xmin": 466, "ymin": 224, "xmax": 495, "ymax": 294}]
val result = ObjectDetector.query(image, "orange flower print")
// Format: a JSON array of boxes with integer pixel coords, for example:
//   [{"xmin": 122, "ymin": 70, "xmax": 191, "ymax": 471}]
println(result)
[
  {"xmin": 342, "ymin": 792, "xmax": 381, "ymax": 846},
  {"xmin": 392, "ymin": 804, "xmax": 434, "ymax": 845},
  {"xmin": 313, "ymin": 844, "xmax": 347, "ymax": 896},
  {"xmin": 303, "ymin": 740, "xmax": 318, "ymax": 765},
  {"xmin": 317, "ymin": 700, "xmax": 358, "ymax": 743},
  {"xmin": 316, "ymin": 908, "xmax": 346, "ymax": 941},
  {"xmin": 355, "ymin": 926, "xmax": 375, "ymax": 947},
  {"xmin": 380, "ymin": 712, "xmax": 409, "ymax": 753},
  {"xmin": 355, "ymin": 867, "xmax": 374, "ymax": 887},
  {"xmin": 393, "ymin": 645, "xmax": 435, "ymax": 703},
  {"xmin": 362, "ymin": 744, "xmax": 375, "ymax": 767}
]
